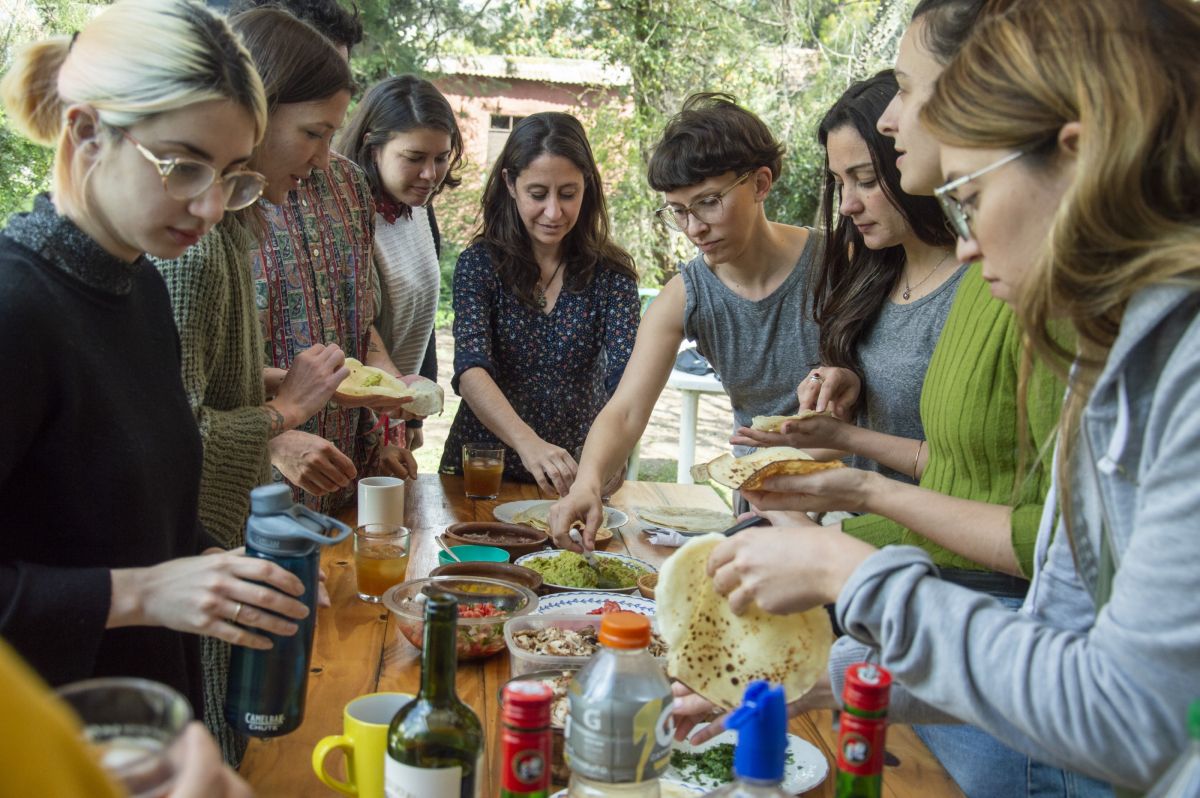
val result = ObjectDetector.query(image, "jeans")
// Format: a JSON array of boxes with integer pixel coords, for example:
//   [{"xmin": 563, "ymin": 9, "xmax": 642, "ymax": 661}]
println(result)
[
  {"xmin": 914, "ymin": 724, "xmax": 1114, "ymax": 798},
  {"xmin": 914, "ymin": 596, "xmax": 1113, "ymax": 798}
]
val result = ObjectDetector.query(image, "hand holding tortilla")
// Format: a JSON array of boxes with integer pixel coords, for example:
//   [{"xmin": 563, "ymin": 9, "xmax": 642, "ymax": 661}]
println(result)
[
  {"xmin": 334, "ymin": 358, "xmax": 445, "ymax": 417},
  {"xmin": 741, "ymin": 462, "xmax": 877, "ymax": 515},
  {"xmin": 795, "ymin": 366, "xmax": 860, "ymax": 420},
  {"xmin": 690, "ymin": 447, "xmax": 844, "ymax": 491},
  {"xmin": 670, "ymin": 672, "xmax": 836, "ymax": 745},
  {"xmin": 730, "ymin": 411, "xmax": 848, "ymax": 453},
  {"xmin": 657, "ymin": 533, "xmax": 834, "ymax": 710}
]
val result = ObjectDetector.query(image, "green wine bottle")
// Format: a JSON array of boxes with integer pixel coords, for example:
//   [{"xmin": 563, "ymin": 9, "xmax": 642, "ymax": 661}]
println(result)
[{"xmin": 385, "ymin": 592, "xmax": 484, "ymax": 798}]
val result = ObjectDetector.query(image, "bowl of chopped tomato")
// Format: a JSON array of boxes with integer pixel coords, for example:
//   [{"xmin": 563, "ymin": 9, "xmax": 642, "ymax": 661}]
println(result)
[{"xmin": 383, "ymin": 576, "xmax": 539, "ymax": 660}]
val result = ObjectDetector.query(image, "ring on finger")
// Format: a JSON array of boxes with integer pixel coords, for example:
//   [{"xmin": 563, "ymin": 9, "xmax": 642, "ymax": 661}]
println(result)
[
  {"xmin": 809, "ymin": 373, "xmax": 824, "ymax": 384},
  {"xmin": 230, "ymin": 601, "xmax": 244, "ymax": 625}
]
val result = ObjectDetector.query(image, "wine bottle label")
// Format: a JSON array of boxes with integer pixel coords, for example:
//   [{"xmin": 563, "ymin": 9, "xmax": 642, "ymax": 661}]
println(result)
[
  {"xmin": 563, "ymin": 693, "xmax": 674, "ymax": 783},
  {"xmin": 384, "ymin": 756, "xmax": 483, "ymax": 798}
]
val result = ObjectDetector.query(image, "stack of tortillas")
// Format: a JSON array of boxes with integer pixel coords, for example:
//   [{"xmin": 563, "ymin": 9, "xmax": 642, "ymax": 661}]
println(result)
[
  {"xmin": 512, "ymin": 501, "xmax": 613, "ymax": 541},
  {"xmin": 690, "ymin": 446, "xmax": 843, "ymax": 490},
  {"xmin": 636, "ymin": 505, "xmax": 734, "ymax": 534},
  {"xmin": 657, "ymin": 533, "xmax": 833, "ymax": 709},
  {"xmin": 336, "ymin": 358, "xmax": 444, "ymax": 416},
  {"xmin": 750, "ymin": 408, "xmax": 833, "ymax": 431}
]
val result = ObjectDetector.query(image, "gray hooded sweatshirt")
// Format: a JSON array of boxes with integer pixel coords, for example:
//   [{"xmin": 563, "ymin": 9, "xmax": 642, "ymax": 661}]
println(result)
[{"xmin": 828, "ymin": 283, "xmax": 1200, "ymax": 791}]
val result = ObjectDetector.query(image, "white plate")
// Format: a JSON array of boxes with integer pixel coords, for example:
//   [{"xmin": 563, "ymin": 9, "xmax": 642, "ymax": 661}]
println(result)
[
  {"xmin": 515, "ymin": 550, "xmax": 656, "ymax": 594},
  {"xmin": 666, "ymin": 722, "xmax": 829, "ymax": 794},
  {"xmin": 494, "ymin": 499, "xmax": 629, "ymax": 529},
  {"xmin": 532, "ymin": 591, "xmax": 656, "ymax": 616}
]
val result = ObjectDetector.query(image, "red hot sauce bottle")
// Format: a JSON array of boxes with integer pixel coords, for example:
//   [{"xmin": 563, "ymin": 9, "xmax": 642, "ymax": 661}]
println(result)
[
  {"xmin": 835, "ymin": 662, "xmax": 893, "ymax": 798},
  {"xmin": 500, "ymin": 681, "xmax": 554, "ymax": 798}
]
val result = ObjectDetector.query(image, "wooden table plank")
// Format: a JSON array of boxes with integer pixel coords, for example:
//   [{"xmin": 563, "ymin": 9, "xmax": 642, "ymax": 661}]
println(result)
[{"xmin": 240, "ymin": 474, "xmax": 961, "ymax": 797}]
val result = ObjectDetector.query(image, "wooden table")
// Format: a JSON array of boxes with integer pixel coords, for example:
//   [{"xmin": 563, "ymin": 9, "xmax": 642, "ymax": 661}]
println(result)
[{"xmin": 240, "ymin": 474, "xmax": 962, "ymax": 797}]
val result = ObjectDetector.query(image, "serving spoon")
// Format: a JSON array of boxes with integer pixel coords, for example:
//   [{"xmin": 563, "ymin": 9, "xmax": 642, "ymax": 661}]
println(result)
[
  {"xmin": 568, "ymin": 527, "xmax": 621, "ymax": 589},
  {"xmin": 435, "ymin": 535, "xmax": 462, "ymax": 562}
]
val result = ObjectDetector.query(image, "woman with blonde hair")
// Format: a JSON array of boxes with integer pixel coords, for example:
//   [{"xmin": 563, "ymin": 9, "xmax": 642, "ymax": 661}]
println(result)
[
  {"xmin": 0, "ymin": 0, "xmax": 312, "ymax": 725},
  {"xmin": 681, "ymin": 0, "xmax": 1200, "ymax": 790}
]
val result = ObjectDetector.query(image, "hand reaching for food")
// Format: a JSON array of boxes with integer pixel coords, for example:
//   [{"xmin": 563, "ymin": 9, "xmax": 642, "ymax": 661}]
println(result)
[{"xmin": 796, "ymin": 366, "xmax": 860, "ymax": 420}]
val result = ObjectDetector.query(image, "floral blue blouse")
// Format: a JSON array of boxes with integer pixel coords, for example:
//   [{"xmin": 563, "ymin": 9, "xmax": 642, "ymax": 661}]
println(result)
[{"xmin": 440, "ymin": 243, "xmax": 640, "ymax": 482}]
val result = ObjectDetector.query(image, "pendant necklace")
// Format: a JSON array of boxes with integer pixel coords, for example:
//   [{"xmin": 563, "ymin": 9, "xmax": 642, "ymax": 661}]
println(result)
[
  {"xmin": 902, "ymin": 251, "xmax": 953, "ymax": 301},
  {"xmin": 534, "ymin": 259, "xmax": 565, "ymax": 309}
]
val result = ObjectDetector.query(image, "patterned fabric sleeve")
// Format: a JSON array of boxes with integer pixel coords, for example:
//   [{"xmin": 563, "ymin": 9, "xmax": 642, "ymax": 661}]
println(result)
[
  {"xmin": 600, "ymin": 269, "xmax": 641, "ymax": 396},
  {"xmin": 450, "ymin": 245, "xmax": 497, "ymax": 394}
]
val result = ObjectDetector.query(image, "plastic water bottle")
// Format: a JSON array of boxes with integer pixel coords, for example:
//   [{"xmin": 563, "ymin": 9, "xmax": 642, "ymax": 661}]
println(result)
[
  {"xmin": 701, "ymin": 681, "xmax": 791, "ymax": 797},
  {"xmin": 565, "ymin": 612, "xmax": 674, "ymax": 797},
  {"xmin": 1146, "ymin": 699, "xmax": 1200, "ymax": 798},
  {"xmin": 224, "ymin": 484, "xmax": 350, "ymax": 737}
]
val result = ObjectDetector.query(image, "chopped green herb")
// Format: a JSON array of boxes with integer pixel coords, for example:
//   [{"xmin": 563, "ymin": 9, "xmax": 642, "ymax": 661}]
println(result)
[{"xmin": 671, "ymin": 744, "xmax": 735, "ymax": 783}]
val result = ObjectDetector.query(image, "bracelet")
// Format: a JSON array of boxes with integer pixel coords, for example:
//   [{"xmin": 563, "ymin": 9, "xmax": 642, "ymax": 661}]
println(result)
[{"xmin": 912, "ymin": 440, "xmax": 924, "ymax": 481}]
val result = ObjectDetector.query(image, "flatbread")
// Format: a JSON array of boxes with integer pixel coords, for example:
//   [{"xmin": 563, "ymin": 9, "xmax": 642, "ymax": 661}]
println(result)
[
  {"xmin": 751, "ymin": 409, "xmax": 833, "ymax": 432},
  {"xmin": 657, "ymin": 533, "xmax": 832, "ymax": 709},
  {"xmin": 690, "ymin": 447, "xmax": 844, "ymax": 490},
  {"xmin": 636, "ymin": 505, "xmax": 734, "ymax": 534},
  {"xmin": 336, "ymin": 358, "xmax": 444, "ymax": 416},
  {"xmin": 512, "ymin": 502, "xmax": 612, "ymax": 542}
]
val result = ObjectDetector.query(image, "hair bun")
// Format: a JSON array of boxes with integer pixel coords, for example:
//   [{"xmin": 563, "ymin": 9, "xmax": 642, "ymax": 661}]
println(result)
[{"xmin": 0, "ymin": 35, "xmax": 72, "ymax": 146}]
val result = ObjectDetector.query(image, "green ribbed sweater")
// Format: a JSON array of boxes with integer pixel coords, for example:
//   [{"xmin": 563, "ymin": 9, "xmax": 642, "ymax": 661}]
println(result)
[
  {"xmin": 154, "ymin": 224, "xmax": 271, "ymax": 550},
  {"xmin": 842, "ymin": 264, "xmax": 1064, "ymax": 576}
]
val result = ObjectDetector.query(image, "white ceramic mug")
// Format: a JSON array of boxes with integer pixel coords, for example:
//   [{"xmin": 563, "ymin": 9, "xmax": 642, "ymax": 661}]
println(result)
[{"xmin": 357, "ymin": 476, "xmax": 405, "ymax": 526}]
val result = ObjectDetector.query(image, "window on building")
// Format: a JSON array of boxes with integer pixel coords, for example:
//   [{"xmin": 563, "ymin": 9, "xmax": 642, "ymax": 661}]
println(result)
[{"xmin": 487, "ymin": 114, "xmax": 524, "ymax": 165}]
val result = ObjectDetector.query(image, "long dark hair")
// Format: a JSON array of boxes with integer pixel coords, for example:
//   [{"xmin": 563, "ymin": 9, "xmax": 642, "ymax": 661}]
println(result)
[
  {"xmin": 336, "ymin": 75, "xmax": 463, "ymax": 209},
  {"xmin": 476, "ymin": 112, "xmax": 636, "ymax": 307},
  {"xmin": 809, "ymin": 70, "xmax": 954, "ymax": 378}
]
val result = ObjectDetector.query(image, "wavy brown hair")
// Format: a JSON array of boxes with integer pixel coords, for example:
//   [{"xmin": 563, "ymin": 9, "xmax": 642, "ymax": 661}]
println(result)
[
  {"xmin": 476, "ymin": 112, "xmax": 636, "ymax": 307},
  {"xmin": 811, "ymin": 70, "xmax": 954, "ymax": 381},
  {"xmin": 922, "ymin": 0, "xmax": 1200, "ymax": 530}
]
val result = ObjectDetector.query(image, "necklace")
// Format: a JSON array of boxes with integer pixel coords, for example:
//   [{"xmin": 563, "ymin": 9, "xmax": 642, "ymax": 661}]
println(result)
[
  {"xmin": 534, "ymin": 259, "xmax": 565, "ymax": 309},
  {"xmin": 902, "ymin": 251, "xmax": 953, "ymax": 301}
]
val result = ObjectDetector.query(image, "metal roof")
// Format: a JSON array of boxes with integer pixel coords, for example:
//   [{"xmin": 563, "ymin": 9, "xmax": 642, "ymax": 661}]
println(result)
[{"xmin": 426, "ymin": 54, "xmax": 631, "ymax": 87}]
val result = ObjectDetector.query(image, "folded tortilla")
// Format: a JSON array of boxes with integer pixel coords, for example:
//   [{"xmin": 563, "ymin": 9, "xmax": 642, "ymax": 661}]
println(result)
[
  {"xmin": 336, "ymin": 358, "xmax": 444, "ymax": 416},
  {"xmin": 658, "ymin": 533, "xmax": 832, "ymax": 709},
  {"xmin": 750, "ymin": 409, "xmax": 833, "ymax": 432},
  {"xmin": 690, "ymin": 447, "xmax": 844, "ymax": 490},
  {"xmin": 636, "ymin": 505, "xmax": 734, "ymax": 534}
]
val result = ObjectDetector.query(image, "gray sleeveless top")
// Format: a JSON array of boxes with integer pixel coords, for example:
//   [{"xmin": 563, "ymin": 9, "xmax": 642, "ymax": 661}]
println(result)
[
  {"xmin": 682, "ymin": 232, "xmax": 821, "ymax": 456},
  {"xmin": 852, "ymin": 263, "xmax": 968, "ymax": 483}
]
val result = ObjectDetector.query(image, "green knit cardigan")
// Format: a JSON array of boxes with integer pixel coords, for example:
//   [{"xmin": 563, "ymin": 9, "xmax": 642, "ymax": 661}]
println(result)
[
  {"xmin": 154, "ymin": 223, "xmax": 271, "ymax": 550},
  {"xmin": 842, "ymin": 264, "xmax": 1065, "ymax": 576}
]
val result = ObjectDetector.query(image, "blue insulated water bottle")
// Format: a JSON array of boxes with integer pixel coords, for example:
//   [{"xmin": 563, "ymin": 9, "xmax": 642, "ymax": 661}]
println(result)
[{"xmin": 225, "ymin": 484, "xmax": 351, "ymax": 738}]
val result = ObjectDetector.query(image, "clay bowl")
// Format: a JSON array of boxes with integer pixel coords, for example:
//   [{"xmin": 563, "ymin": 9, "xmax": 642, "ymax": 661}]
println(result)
[
  {"xmin": 548, "ymin": 526, "xmax": 614, "ymax": 551},
  {"xmin": 637, "ymin": 572, "xmax": 658, "ymax": 600},
  {"xmin": 443, "ymin": 522, "xmax": 549, "ymax": 560},
  {"xmin": 429, "ymin": 561, "xmax": 544, "ymax": 594}
]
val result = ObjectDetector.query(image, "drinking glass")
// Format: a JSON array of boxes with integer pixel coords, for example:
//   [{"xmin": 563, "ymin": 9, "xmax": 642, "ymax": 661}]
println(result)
[
  {"xmin": 55, "ymin": 677, "xmax": 191, "ymax": 798},
  {"xmin": 462, "ymin": 444, "xmax": 505, "ymax": 499},
  {"xmin": 354, "ymin": 523, "xmax": 411, "ymax": 602}
]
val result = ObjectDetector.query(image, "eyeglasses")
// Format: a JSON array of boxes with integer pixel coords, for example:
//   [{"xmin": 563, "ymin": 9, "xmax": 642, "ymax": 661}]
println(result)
[
  {"xmin": 654, "ymin": 171, "xmax": 753, "ymax": 232},
  {"xmin": 934, "ymin": 150, "xmax": 1025, "ymax": 241},
  {"xmin": 118, "ymin": 129, "xmax": 268, "ymax": 211}
]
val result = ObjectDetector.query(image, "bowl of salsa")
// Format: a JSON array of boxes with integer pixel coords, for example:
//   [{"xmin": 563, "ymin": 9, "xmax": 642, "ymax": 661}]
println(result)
[{"xmin": 382, "ymin": 576, "xmax": 538, "ymax": 660}]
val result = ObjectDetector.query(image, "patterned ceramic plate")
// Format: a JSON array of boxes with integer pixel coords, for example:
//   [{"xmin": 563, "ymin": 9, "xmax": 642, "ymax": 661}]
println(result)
[
  {"xmin": 530, "ymin": 591, "xmax": 656, "ymax": 616},
  {"xmin": 515, "ymin": 551, "xmax": 656, "ymax": 595},
  {"xmin": 551, "ymin": 781, "xmax": 703, "ymax": 797},
  {"xmin": 493, "ymin": 499, "xmax": 629, "ymax": 530},
  {"xmin": 666, "ymin": 722, "xmax": 829, "ymax": 793}
]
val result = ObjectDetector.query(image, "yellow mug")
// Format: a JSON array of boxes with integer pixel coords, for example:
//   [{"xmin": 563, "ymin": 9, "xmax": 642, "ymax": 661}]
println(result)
[{"xmin": 312, "ymin": 692, "xmax": 414, "ymax": 797}]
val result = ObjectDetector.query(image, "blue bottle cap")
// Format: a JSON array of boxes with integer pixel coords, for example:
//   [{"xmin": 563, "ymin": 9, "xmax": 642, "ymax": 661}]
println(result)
[
  {"xmin": 726, "ymin": 680, "xmax": 787, "ymax": 783},
  {"xmin": 250, "ymin": 484, "xmax": 293, "ymax": 514}
]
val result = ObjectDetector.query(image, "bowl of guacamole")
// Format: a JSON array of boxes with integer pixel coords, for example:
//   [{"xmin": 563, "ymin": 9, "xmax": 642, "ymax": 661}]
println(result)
[{"xmin": 515, "ymin": 550, "xmax": 656, "ymax": 594}]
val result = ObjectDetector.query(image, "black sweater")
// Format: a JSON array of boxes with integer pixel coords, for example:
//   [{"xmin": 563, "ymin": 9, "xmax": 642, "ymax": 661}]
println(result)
[{"xmin": 0, "ymin": 196, "xmax": 207, "ymax": 710}]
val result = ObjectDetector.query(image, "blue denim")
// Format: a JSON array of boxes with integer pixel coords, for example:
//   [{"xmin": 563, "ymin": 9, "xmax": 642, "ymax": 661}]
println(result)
[
  {"xmin": 913, "ymin": 595, "xmax": 1113, "ymax": 798},
  {"xmin": 914, "ymin": 723, "xmax": 1114, "ymax": 798}
]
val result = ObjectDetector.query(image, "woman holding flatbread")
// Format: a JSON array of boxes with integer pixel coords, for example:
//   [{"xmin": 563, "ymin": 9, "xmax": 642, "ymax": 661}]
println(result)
[
  {"xmin": 550, "ymin": 94, "xmax": 822, "ymax": 534},
  {"xmin": 689, "ymin": 0, "xmax": 1200, "ymax": 791}
]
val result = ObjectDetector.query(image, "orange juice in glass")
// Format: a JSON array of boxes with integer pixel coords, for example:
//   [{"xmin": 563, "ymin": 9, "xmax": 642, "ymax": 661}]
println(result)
[
  {"xmin": 354, "ymin": 524, "xmax": 410, "ymax": 602},
  {"xmin": 462, "ymin": 443, "xmax": 505, "ymax": 499}
]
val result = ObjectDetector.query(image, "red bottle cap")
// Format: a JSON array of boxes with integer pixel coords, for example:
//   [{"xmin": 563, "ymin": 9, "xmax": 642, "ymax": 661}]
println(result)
[
  {"xmin": 843, "ymin": 663, "xmax": 892, "ymax": 713},
  {"xmin": 599, "ymin": 612, "xmax": 651, "ymax": 649},
  {"xmin": 502, "ymin": 681, "xmax": 554, "ymax": 728}
]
